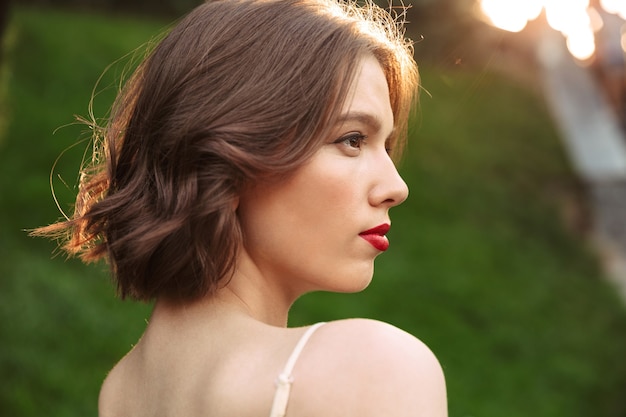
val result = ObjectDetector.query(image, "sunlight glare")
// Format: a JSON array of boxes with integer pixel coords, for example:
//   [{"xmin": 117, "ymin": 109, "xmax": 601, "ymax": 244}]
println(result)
[
  {"xmin": 600, "ymin": 0, "xmax": 620, "ymax": 14},
  {"xmin": 545, "ymin": 0, "xmax": 589, "ymax": 36},
  {"xmin": 479, "ymin": 0, "xmax": 530, "ymax": 32},
  {"xmin": 566, "ymin": 26, "xmax": 596, "ymax": 60},
  {"xmin": 526, "ymin": 0, "xmax": 544, "ymax": 20},
  {"xmin": 600, "ymin": 0, "xmax": 626, "ymax": 18},
  {"xmin": 479, "ymin": 0, "xmax": 626, "ymax": 60}
]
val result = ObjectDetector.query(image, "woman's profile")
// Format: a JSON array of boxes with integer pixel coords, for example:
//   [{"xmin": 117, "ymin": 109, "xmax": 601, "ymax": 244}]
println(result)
[{"xmin": 34, "ymin": 0, "xmax": 447, "ymax": 415}]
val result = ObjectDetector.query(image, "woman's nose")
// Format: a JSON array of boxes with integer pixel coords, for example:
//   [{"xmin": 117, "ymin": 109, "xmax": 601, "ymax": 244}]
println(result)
[{"xmin": 369, "ymin": 154, "xmax": 409, "ymax": 208}]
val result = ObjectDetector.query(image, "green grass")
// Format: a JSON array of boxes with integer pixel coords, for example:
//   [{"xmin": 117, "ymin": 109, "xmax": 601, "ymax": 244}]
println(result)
[
  {"xmin": 1, "ymin": 5, "xmax": 626, "ymax": 417},
  {"xmin": 0, "ymin": 7, "xmax": 159, "ymax": 416}
]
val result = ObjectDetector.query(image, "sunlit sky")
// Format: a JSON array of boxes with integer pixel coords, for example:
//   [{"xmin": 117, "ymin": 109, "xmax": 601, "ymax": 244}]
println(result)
[{"xmin": 479, "ymin": 0, "xmax": 626, "ymax": 60}]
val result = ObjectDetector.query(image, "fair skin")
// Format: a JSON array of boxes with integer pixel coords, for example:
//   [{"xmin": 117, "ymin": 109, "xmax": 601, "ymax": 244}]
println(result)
[{"xmin": 99, "ymin": 56, "xmax": 447, "ymax": 417}]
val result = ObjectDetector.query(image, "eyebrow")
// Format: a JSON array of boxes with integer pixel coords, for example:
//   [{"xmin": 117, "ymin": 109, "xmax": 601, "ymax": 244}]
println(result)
[
  {"xmin": 335, "ymin": 112, "xmax": 382, "ymax": 132},
  {"xmin": 335, "ymin": 111, "xmax": 396, "ymax": 141}
]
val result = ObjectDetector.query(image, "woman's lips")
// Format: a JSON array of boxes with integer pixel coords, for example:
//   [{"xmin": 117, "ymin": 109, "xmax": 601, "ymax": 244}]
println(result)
[{"xmin": 359, "ymin": 224, "xmax": 390, "ymax": 251}]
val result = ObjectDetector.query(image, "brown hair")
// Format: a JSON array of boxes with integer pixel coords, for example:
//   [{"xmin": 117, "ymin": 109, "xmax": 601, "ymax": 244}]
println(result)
[{"xmin": 34, "ymin": 0, "xmax": 419, "ymax": 301}]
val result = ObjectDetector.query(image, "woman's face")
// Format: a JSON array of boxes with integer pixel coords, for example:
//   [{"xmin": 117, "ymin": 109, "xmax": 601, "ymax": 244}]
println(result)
[{"xmin": 236, "ymin": 55, "xmax": 408, "ymax": 298}]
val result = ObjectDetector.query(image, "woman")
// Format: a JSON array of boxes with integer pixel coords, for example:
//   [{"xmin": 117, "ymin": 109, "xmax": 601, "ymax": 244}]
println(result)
[{"xmin": 35, "ymin": 0, "xmax": 447, "ymax": 415}]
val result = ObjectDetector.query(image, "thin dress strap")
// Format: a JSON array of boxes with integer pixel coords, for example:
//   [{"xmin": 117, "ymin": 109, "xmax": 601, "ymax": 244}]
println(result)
[{"xmin": 268, "ymin": 322, "xmax": 326, "ymax": 417}]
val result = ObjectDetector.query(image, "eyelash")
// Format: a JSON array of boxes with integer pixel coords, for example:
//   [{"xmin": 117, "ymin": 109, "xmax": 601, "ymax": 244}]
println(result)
[
  {"xmin": 332, "ymin": 133, "xmax": 394, "ymax": 156},
  {"xmin": 334, "ymin": 133, "xmax": 367, "ymax": 150}
]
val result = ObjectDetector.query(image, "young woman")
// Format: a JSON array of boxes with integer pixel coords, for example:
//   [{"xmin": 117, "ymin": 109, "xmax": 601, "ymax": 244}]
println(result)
[{"xmin": 35, "ymin": 0, "xmax": 447, "ymax": 415}]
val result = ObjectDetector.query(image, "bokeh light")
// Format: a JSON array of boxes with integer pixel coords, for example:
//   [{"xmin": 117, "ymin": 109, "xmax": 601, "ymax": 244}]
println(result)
[
  {"xmin": 480, "ymin": 0, "xmax": 542, "ymax": 32},
  {"xmin": 479, "ymin": 0, "xmax": 626, "ymax": 61},
  {"xmin": 600, "ymin": 0, "xmax": 626, "ymax": 18}
]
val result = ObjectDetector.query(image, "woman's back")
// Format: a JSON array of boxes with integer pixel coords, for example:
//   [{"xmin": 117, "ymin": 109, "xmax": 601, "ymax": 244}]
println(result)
[
  {"xmin": 99, "ymin": 303, "xmax": 298, "ymax": 417},
  {"xmin": 99, "ymin": 304, "xmax": 446, "ymax": 417}
]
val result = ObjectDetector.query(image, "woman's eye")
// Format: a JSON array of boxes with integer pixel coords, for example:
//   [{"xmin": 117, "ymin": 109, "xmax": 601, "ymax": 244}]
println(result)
[{"xmin": 334, "ymin": 133, "xmax": 367, "ymax": 150}]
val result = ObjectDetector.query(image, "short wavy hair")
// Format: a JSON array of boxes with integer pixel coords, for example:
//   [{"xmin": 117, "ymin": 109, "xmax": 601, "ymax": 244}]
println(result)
[{"xmin": 35, "ymin": 0, "xmax": 419, "ymax": 301}]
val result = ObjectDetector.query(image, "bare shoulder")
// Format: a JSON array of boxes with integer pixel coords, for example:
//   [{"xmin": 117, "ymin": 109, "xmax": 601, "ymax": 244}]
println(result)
[
  {"xmin": 98, "ymin": 357, "xmax": 136, "ymax": 417},
  {"xmin": 314, "ymin": 319, "xmax": 445, "ymax": 378},
  {"xmin": 98, "ymin": 366, "xmax": 118, "ymax": 417},
  {"xmin": 292, "ymin": 319, "xmax": 447, "ymax": 417},
  {"xmin": 98, "ymin": 361, "xmax": 127, "ymax": 417}
]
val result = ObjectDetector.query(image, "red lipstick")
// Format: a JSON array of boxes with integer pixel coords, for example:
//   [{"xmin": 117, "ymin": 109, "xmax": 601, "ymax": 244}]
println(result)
[{"xmin": 359, "ymin": 223, "xmax": 390, "ymax": 251}]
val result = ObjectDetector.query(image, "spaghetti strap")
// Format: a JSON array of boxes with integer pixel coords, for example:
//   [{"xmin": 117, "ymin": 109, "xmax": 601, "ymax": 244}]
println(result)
[{"xmin": 268, "ymin": 322, "xmax": 326, "ymax": 417}]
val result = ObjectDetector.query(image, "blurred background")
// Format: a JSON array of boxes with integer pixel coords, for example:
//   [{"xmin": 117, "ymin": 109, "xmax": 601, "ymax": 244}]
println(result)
[{"xmin": 1, "ymin": 0, "xmax": 626, "ymax": 416}]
